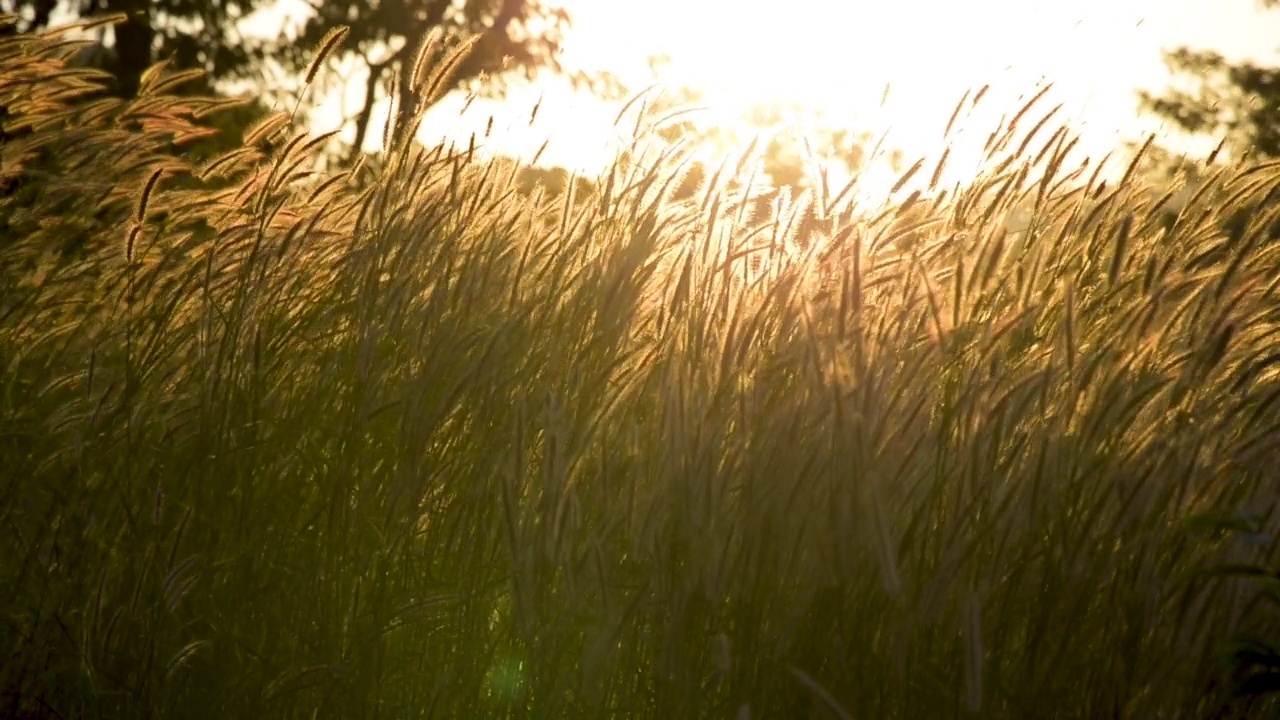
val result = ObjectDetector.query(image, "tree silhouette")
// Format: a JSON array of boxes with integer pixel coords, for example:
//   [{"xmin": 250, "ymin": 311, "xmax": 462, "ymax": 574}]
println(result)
[
  {"xmin": 1131, "ymin": 2, "xmax": 1280, "ymax": 246},
  {"xmin": 1138, "ymin": 0, "xmax": 1280, "ymax": 160},
  {"xmin": 0, "ymin": 0, "xmax": 269, "ymax": 98},
  {"xmin": 277, "ymin": 0, "xmax": 621, "ymax": 164}
]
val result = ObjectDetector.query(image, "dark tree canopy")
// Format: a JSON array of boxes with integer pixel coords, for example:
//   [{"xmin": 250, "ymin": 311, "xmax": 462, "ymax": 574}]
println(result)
[
  {"xmin": 2, "ymin": 1, "xmax": 609, "ymax": 165},
  {"xmin": 1139, "ymin": 0, "xmax": 1280, "ymax": 160},
  {"xmin": 278, "ymin": 0, "xmax": 620, "ymax": 163},
  {"xmin": 0, "ymin": 0, "xmax": 268, "ymax": 97}
]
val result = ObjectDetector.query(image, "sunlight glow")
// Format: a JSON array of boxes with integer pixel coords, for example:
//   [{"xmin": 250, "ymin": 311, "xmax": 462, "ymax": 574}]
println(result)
[
  {"xmin": 571, "ymin": 0, "xmax": 1161, "ymax": 201},
  {"xmin": 517, "ymin": 0, "xmax": 1270, "ymax": 196},
  {"xmin": 237, "ymin": 0, "xmax": 1280, "ymax": 202}
]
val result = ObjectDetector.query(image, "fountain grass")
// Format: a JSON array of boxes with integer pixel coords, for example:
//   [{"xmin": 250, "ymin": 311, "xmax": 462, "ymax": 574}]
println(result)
[{"xmin": 3, "ymin": 16, "xmax": 1280, "ymax": 719}]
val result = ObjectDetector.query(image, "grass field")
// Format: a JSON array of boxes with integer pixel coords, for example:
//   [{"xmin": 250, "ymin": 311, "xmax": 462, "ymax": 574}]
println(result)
[{"xmin": 4, "ymin": 18, "xmax": 1280, "ymax": 719}]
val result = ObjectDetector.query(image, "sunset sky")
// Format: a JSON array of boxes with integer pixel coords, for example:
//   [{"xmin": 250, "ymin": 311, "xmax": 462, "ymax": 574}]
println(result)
[{"xmin": 247, "ymin": 0, "xmax": 1280, "ymax": 195}]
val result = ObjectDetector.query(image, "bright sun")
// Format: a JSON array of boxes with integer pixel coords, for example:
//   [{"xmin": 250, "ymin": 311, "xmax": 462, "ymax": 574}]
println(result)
[
  {"xmin": 294, "ymin": 0, "xmax": 1187, "ymax": 202},
  {"xmin": 542, "ymin": 0, "xmax": 1163, "ymax": 200}
]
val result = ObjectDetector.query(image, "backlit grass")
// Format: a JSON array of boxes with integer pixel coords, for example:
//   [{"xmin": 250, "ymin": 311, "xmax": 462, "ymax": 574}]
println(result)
[{"xmin": 3, "ymin": 17, "xmax": 1280, "ymax": 719}]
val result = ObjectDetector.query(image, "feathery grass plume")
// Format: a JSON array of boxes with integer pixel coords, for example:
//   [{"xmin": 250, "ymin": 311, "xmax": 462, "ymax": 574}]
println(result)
[
  {"xmin": 305, "ymin": 169, "xmax": 353, "ymax": 205},
  {"xmin": 141, "ymin": 67, "xmax": 206, "ymax": 97},
  {"xmin": 197, "ymin": 147, "xmax": 259, "ymax": 180},
  {"xmin": 650, "ymin": 104, "xmax": 710, "ymax": 142},
  {"xmin": 1178, "ymin": 165, "xmax": 1230, "ymax": 221},
  {"xmin": 1121, "ymin": 133, "xmax": 1156, "ymax": 189},
  {"xmin": 529, "ymin": 96, "xmax": 543, "ymax": 125},
  {"xmin": 71, "ymin": 12, "xmax": 130, "ymax": 34},
  {"xmin": 1206, "ymin": 137, "xmax": 1226, "ymax": 167},
  {"xmin": 1211, "ymin": 219, "xmax": 1259, "ymax": 301},
  {"xmin": 1013, "ymin": 103, "xmax": 1062, "ymax": 160},
  {"xmin": 982, "ymin": 84, "xmax": 1051, "ymax": 158},
  {"xmin": 418, "ymin": 32, "xmax": 483, "ymax": 111},
  {"xmin": 1032, "ymin": 126, "xmax": 1070, "ymax": 169},
  {"xmin": 1036, "ymin": 134, "xmax": 1081, "ymax": 208},
  {"xmin": 612, "ymin": 82, "xmax": 660, "ymax": 129},
  {"xmin": 242, "ymin": 110, "xmax": 291, "ymax": 148},
  {"xmin": 943, "ymin": 89, "xmax": 971, "ymax": 140},
  {"xmin": 1010, "ymin": 83, "xmax": 1053, "ymax": 130},
  {"xmin": 409, "ymin": 27, "xmax": 444, "ymax": 92},
  {"xmin": 381, "ymin": 67, "xmax": 401, "ymax": 154},
  {"xmin": 125, "ymin": 223, "xmax": 141, "ymax": 265},
  {"xmin": 980, "ymin": 167, "xmax": 1026, "ymax": 230},
  {"xmin": 189, "ymin": 95, "xmax": 255, "ymax": 120},
  {"xmin": 134, "ymin": 59, "xmax": 176, "ymax": 97},
  {"xmin": 305, "ymin": 25, "xmax": 349, "ymax": 85},
  {"xmin": 890, "ymin": 158, "xmax": 924, "ymax": 196},
  {"xmin": 929, "ymin": 147, "xmax": 950, "ymax": 192},
  {"xmin": 1217, "ymin": 168, "xmax": 1280, "ymax": 211},
  {"xmin": 972, "ymin": 83, "xmax": 989, "ymax": 107},
  {"xmin": 1110, "ymin": 212, "xmax": 1132, "ymax": 287},
  {"xmin": 1139, "ymin": 183, "xmax": 1183, "ymax": 234},
  {"xmin": 136, "ymin": 167, "xmax": 164, "ymax": 223},
  {"xmin": 976, "ymin": 228, "xmax": 1005, "ymax": 294},
  {"xmin": 293, "ymin": 129, "xmax": 342, "ymax": 166}
]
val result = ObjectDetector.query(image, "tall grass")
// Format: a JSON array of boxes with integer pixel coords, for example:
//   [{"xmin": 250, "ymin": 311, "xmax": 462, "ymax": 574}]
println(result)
[{"xmin": 4, "ymin": 17, "xmax": 1280, "ymax": 719}]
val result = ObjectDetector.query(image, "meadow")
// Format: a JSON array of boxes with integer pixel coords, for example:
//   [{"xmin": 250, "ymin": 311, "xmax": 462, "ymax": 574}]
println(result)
[{"xmin": 4, "ymin": 17, "xmax": 1280, "ymax": 719}]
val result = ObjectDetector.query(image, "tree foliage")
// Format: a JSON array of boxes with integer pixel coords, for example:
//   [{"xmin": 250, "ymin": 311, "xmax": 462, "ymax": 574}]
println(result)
[
  {"xmin": 277, "ymin": 0, "xmax": 620, "ymax": 163},
  {"xmin": 0, "ymin": 0, "xmax": 268, "ymax": 97},
  {"xmin": 2, "ymin": 1, "xmax": 605, "ymax": 165},
  {"xmin": 1138, "ymin": 0, "xmax": 1280, "ymax": 160}
]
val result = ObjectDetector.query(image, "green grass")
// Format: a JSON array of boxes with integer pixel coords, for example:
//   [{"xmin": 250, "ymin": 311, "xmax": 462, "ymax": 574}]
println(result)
[{"xmin": 4, "ymin": 17, "xmax": 1280, "ymax": 719}]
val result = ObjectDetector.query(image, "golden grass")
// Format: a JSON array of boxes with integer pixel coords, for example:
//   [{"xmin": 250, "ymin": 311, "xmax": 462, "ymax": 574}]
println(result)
[{"xmin": 3, "ymin": 14, "xmax": 1280, "ymax": 719}]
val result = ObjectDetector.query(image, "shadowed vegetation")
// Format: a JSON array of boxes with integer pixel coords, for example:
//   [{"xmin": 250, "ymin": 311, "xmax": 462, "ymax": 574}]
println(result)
[{"xmin": 4, "ymin": 16, "xmax": 1280, "ymax": 720}]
